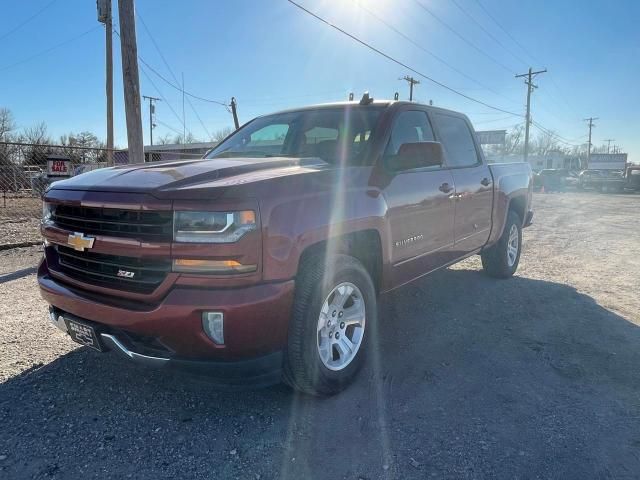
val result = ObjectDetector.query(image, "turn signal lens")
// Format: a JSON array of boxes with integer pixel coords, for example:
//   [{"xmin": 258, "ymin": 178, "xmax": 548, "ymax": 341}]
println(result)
[
  {"xmin": 172, "ymin": 259, "xmax": 257, "ymax": 274},
  {"xmin": 237, "ymin": 210, "xmax": 255, "ymax": 225}
]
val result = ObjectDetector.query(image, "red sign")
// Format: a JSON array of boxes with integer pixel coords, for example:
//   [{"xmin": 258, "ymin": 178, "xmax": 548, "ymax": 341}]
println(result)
[{"xmin": 47, "ymin": 158, "xmax": 71, "ymax": 177}]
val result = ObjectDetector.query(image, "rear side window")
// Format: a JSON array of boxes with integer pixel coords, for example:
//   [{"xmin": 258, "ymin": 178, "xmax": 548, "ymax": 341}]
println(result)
[
  {"xmin": 385, "ymin": 111, "xmax": 435, "ymax": 155},
  {"xmin": 432, "ymin": 113, "xmax": 479, "ymax": 168}
]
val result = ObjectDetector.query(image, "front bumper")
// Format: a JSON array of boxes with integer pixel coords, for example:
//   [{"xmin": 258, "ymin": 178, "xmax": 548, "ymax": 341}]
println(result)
[
  {"xmin": 38, "ymin": 260, "xmax": 295, "ymax": 363},
  {"xmin": 49, "ymin": 308, "xmax": 284, "ymax": 387}
]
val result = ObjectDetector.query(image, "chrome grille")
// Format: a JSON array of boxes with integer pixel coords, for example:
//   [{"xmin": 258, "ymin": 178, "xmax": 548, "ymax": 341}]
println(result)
[{"xmin": 51, "ymin": 205, "xmax": 172, "ymax": 241}]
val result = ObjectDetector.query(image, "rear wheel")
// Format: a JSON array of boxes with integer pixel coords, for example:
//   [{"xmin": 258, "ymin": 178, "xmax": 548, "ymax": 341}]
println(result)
[
  {"xmin": 481, "ymin": 210, "xmax": 522, "ymax": 278},
  {"xmin": 283, "ymin": 254, "xmax": 376, "ymax": 396}
]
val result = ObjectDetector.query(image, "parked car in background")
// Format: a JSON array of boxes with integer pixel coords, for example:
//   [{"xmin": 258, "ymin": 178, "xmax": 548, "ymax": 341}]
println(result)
[
  {"xmin": 579, "ymin": 169, "xmax": 629, "ymax": 193},
  {"xmin": 578, "ymin": 169, "xmax": 604, "ymax": 190},
  {"xmin": 39, "ymin": 98, "xmax": 533, "ymax": 395},
  {"xmin": 535, "ymin": 168, "xmax": 576, "ymax": 191},
  {"xmin": 626, "ymin": 166, "xmax": 640, "ymax": 191}
]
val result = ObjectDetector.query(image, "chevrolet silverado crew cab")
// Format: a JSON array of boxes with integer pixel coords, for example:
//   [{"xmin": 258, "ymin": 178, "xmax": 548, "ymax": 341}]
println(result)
[{"xmin": 39, "ymin": 97, "xmax": 533, "ymax": 395}]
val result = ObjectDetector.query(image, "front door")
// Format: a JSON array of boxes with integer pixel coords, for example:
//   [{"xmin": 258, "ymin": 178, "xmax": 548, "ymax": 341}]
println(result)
[
  {"xmin": 430, "ymin": 112, "xmax": 493, "ymax": 253},
  {"xmin": 380, "ymin": 110, "xmax": 456, "ymax": 288}
]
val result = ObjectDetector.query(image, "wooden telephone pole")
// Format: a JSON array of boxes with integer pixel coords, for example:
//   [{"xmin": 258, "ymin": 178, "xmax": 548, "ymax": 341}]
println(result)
[
  {"xmin": 400, "ymin": 75, "xmax": 420, "ymax": 101},
  {"xmin": 230, "ymin": 97, "xmax": 240, "ymax": 130},
  {"xmin": 97, "ymin": 0, "xmax": 114, "ymax": 164},
  {"xmin": 117, "ymin": 0, "xmax": 144, "ymax": 163},
  {"xmin": 583, "ymin": 117, "xmax": 598, "ymax": 168},
  {"xmin": 142, "ymin": 95, "xmax": 161, "ymax": 145},
  {"xmin": 515, "ymin": 67, "xmax": 546, "ymax": 162}
]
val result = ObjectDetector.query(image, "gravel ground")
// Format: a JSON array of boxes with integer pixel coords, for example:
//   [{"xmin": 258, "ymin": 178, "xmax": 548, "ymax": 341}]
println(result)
[
  {"xmin": 1, "ymin": 192, "xmax": 639, "ymax": 479},
  {"xmin": 0, "ymin": 196, "xmax": 41, "ymax": 248}
]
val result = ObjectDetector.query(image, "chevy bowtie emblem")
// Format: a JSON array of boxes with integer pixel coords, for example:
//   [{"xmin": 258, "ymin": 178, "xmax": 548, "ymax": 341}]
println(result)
[{"xmin": 67, "ymin": 232, "xmax": 95, "ymax": 252}]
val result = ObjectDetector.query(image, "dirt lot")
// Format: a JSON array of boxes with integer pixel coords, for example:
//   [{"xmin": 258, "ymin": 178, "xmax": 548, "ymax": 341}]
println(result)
[
  {"xmin": 0, "ymin": 195, "xmax": 41, "ymax": 248},
  {"xmin": 1, "ymin": 192, "xmax": 639, "ymax": 479}
]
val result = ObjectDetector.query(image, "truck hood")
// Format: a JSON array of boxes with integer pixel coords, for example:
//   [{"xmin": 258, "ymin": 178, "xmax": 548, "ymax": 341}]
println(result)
[{"xmin": 50, "ymin": 157, "xmax": 329, "ymax": 198}]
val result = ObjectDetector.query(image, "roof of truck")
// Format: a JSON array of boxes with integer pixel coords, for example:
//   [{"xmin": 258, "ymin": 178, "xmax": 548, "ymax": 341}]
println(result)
[{"xmin": 267, "ymin": 100, "xmax": 465, "ymax": 118}]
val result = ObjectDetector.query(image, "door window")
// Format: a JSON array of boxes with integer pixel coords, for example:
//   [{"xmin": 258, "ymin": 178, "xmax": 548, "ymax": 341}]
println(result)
[
  {"xmin": 385, "ymin": 111, "xmax": 435, "ymax": 155},
  {"xmin": 432, "ymin": 113, "xmax": 479, "ymax": 168}
]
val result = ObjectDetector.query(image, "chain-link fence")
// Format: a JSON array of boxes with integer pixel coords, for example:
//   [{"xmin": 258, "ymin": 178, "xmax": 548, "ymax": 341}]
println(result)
[{"xmin": 0, "ymin": 141, "xmax": 207, "ymax": 248}]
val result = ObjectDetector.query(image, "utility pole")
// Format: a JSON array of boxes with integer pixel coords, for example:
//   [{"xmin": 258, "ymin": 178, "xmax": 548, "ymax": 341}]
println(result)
[
  {"xmin": 604, "ymin": 138, "xmax": 615, "ymax": 154},
  {"xmin": 399, "ymin": 75, "xmax": 420, "ymax": 101},
  {"xmin": 583, "ymin": 117, "xmax": 598, "ymax": 167},
  {"xmin": 97, "ymin": 0, "xmax": 114, "ymax": 165},
  {"xmin": 230, "ymin": 97, "xmax": 240, "ymax": 130},
  {"xmin": 515, "ymin": 67, "xmax": 547, "ymax": 163},
  {"xmin": 142, "ymin": 95, "xmax": 161, "ymax": 145},
  {"xmin": 181, "ymin": 72, "xmax": 186, "ymax": 142},
  {"xmin": 117, "ymin": 0, "xmax": 144, "ymax": 163}
]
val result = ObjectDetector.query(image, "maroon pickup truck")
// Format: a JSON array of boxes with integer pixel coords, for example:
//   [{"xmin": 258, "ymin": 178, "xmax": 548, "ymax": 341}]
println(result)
[{"xmin": 39, "ymin": 98, "xmax": 533, "ymax": 395}]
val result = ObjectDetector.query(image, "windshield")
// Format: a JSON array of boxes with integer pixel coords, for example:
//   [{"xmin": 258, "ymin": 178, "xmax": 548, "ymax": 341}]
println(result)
[{"xmin": 206, "ymin": 106, "xmax": 384, "ymax": 165}]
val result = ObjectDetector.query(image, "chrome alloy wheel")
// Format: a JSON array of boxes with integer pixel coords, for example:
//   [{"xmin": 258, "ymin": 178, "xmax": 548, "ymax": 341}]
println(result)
[
  {"xmin": 507, "ymin": 224, "xmax": 519, "ymax": 267},
  {"xmin": 316, "ymin": 282, "xmax": 366, "ymax": 371}
]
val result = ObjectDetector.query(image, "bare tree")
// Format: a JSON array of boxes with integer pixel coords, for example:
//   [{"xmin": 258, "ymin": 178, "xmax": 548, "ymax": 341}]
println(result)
[
  {"xmin": 156, "ymin": 133, "xmax": 174, "ymax": 145},
  {"xmin": 0, "ymin": 108, "xmax": 15, "ymax": 141},
  {"xmin": 532, "ymin": 130, "xmax": 560, "ymax": 156},
  {"xmin": 21, "ymin": 122, "xmax": 52, "ymax": 165},
  {"xmin": 172, "ymin": 132, "xmax": 200, "ymax": 144},
  {"xmin": 211, "ymin": 126, "xmax": 233, "ymax": 143},
  {"xmin": 0, "ymin": 108, "xmax": 16, "ymax": 165},
  {"xmin": 504, "ymin": 125, "xmax": 524, "ymax": 155}
]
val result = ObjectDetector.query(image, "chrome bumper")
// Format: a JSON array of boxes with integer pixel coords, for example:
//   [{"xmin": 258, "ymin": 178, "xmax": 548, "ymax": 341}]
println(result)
[
  {"xmin": 48, "ymin": 307, "xmax": 169, "ymax": 368},
  {"xmin": 100, "ymin": 333, "xmax": 170, "ymax": 368}
]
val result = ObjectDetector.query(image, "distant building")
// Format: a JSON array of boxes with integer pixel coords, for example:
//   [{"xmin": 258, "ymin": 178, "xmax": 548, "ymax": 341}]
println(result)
[
  {"xmin": 484, "ymin": 150, "xmax": 583, "ymax": 171},
  {"xmin": 115, "ymin": 142, "xmax": 218, "ymax": 164}
]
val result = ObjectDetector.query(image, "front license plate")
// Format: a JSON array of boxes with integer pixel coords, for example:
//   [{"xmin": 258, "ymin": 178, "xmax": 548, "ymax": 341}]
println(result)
[{"xmin": 65, "ymin": 318, "xmax": 103, "ymax": 352}]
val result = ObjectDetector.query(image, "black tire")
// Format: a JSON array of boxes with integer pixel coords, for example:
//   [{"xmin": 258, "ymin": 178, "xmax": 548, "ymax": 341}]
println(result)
[
  {"xmin": 283, "ymin": 253, "xmax": 376, "ymax": 396},
  {"xmin": 481, "ymin": 210, "xmax": 522, "ymax": 279}
]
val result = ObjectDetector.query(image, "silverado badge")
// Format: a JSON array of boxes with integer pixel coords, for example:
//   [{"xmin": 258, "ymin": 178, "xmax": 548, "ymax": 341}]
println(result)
[{"xmin": 67, "ymin": 232, "xmax": 95, "ymax": 252}]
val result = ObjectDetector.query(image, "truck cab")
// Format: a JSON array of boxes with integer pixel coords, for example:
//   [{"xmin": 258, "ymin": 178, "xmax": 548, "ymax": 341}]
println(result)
[{"xmin": 39, "ymin": 98, "xmax": 533, "ymax": 395}]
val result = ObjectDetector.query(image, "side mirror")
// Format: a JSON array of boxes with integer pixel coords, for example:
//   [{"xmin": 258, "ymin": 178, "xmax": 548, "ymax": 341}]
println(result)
[{"xmin": 386, "ymin": 141, "xmax": 444, "ymax": 171}]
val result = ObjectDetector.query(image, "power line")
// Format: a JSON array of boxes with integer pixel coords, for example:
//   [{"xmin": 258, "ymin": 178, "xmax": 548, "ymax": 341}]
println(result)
[
  {"xmin": 473, "ymin": 0, "xmax": 540, "ymax": 65},
  {"xmin": 156, "ymin": 120, "xmax": 184, "ymax": 137},
  {"xmin": 136, "ymin": 56, "xmax": 228, "ymax": 106},
  {"xmin": 0, "ymin": 26, "xmax": 101, "ymax": 72},
  {"xmin": 473, "ymin": 115, "xmax": 517, "ymax": 125},
  {"xmin": 0, "ymin": 0, "xmax": 59, "ymax": 42},
  {"xmin": 112, "ymin": 26, "xmax": 227, "ymax": 107},
  {"xmin": 139, "ymin": 61, "xmax": 192, "ymax": 137},
  {"xmin": 449, "ymin": 0, "xmax": 526, "ymax": 68},
  {"xmin": 136, "ymin": 12, "xmax": 213, "ymax": 139},
  {"xmin": 113, "ymin": 27, "xmax": 193, "ymax": 138},
  {"xmin": 286, "ymin": 0, "xmax": 522, "ymax": 117},
  {"xmin": 472, "ymin": 0, "xmax": 582, "ymax": 120},
  {"xmin": 412, "ymin": 0, "xmax": 515, "ymax": 75},
  {"xmin": 349, "ymin": 0, "xmax": 519, "ymax": 105},
  {"xmin": 531, "ymin": 120, "xmax": 583, "ymax": 146}
]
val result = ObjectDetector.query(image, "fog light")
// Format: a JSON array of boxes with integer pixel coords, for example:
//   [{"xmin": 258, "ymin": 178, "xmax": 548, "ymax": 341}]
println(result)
[{"xmin": 202, "ymin": 311, "xmax": 224, "ymax": 344}]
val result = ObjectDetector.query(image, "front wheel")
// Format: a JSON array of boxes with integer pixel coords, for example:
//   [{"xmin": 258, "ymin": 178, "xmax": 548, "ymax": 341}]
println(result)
[
  {"xmin": 283, "ymin": 254, "xmax": 376, "ymax": 396},
  {"xmin": 481, "ymin": 210, "xmax": 522, "ymax": 278}
]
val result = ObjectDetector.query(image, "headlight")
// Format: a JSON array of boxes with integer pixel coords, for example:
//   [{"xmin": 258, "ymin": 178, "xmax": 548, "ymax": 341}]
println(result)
[
  {"xmin": 174, "ymin": 210, "xmax": 256, "ymax": 243},
  {"xmin": 42, "ymin": 202, "xmax": 54, "ymax": 223}
]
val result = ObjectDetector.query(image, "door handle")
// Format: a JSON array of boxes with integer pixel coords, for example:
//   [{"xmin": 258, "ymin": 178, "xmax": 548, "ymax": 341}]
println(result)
[
  {"xmin": 439, "ymin": 183, "xmax": 453, "ymax": 194},
  {"xmin": 480, "ymin": 177, "xmax": 491, "ymax": 187}
]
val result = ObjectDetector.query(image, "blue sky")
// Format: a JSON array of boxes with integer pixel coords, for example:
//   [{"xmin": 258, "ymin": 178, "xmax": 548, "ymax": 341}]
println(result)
[{"xmin": 1, "ymin": 0, "xmax": 638, "ymax": 162}]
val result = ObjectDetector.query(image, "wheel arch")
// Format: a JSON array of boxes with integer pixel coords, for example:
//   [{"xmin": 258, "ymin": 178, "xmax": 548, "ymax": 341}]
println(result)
[{"xmin": 297, "ymin": 230, "xmax": 383, "ymax": 294}]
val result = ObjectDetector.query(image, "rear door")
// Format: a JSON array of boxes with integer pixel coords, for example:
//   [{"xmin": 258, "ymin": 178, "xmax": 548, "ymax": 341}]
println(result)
[
  {"xmin": 380, "ymin": 109, "xmax": 457, "ymax": 287},
  {"xmin": 430, "ymin": 112, "xmax": 493, "ymax": 254}
]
